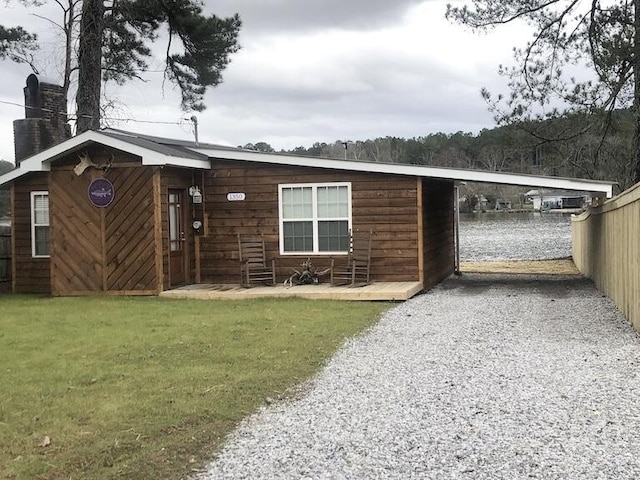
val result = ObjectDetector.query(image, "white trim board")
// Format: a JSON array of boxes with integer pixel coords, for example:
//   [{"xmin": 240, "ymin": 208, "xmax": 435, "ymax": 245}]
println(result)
[{"xmin": 1, "ymin": 129, "xmax": 617, "ymax": 198}]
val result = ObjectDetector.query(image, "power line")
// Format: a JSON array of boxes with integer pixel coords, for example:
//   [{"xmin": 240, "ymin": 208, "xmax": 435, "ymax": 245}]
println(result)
[
  {"xmin": 0, "ymin": 99, "xmax": 188, "ymax": 126},
  {"xmin": 107, "ymin": 118, "xmax": 186, "ymax": 125}
]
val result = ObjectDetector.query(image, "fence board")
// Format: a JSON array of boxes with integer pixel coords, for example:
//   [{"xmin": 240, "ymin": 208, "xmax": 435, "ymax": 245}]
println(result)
[{"xmin": 572, "ymin": 183, "xmax": 640, "ymax": 330}]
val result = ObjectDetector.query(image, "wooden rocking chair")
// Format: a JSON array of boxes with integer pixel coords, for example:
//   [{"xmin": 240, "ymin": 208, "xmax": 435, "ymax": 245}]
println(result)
[
  {"xmin": 238, "ymin": 234, "xmax": 276, "ymax": 287},
  {"xmin": 330, "ymin": 230, "xmax": 373, "ymax": 286}
]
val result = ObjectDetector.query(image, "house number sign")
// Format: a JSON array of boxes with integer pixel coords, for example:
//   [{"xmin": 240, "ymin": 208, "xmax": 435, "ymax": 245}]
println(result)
[
  {"xmin": 88, "ymin": 178, "xmax": 115, "ymax": 207},
  {"xmin": 227, "ymin": 192, "xmax": 246, "ymax": 201}
]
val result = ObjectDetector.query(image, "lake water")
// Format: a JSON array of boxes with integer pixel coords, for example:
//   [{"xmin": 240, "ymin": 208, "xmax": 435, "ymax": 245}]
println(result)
[
  {"xmin": 459, "ymin": 212, "xmax": 573, "ymax": 261},
  {"xmin": 0, "ymin": 214, "xmax": 573, "ymax": 261}
]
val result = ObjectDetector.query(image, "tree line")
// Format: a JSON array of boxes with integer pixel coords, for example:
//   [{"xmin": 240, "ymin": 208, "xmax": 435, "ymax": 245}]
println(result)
[{"xmin": 243, "ymin": 109, "xmax": 637, "ymax": 191}]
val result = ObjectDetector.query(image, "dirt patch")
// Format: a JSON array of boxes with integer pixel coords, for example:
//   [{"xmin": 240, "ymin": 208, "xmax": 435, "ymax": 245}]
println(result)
[{"xmin": 459, "ymin": 259, "xmax": 580, "ymax": 275}]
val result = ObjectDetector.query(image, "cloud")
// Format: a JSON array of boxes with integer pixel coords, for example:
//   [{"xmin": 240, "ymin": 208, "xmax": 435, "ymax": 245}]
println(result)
[
  {"xmin": 208, "ymin": 0, "xmax": 424, "ymax": 33},
  {"xmin": 0, "ymin": 0, "xmax": 530, "ymax": 163}
]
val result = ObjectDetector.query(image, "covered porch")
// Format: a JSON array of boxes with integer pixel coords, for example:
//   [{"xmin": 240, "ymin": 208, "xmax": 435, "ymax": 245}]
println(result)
[{"xmin": 160, "ymin": 281, "xmax": 424, "ymax": 301}]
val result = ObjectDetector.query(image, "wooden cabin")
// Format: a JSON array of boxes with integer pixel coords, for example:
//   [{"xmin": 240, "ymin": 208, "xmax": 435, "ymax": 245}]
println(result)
[
  {"xmin": 2, "ymin": 129, "xmax": 454, "ymax": 294},
  {"xmin": 0, "ymin": 128, "xmax": 616, "ymax": 296}
]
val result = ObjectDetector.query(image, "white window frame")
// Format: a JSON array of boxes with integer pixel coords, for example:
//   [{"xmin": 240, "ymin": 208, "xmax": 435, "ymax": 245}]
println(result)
[
  {"xmin": 278, "ymin": 182, "xmax": 352, "ymax": 255},
  {"xmin": 31, "ymin": 191, "xmax": 50, "ymax": 258}
]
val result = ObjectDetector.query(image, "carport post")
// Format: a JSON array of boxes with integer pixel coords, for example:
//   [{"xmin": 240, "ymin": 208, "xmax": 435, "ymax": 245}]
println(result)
[{"xmin": 454, "ymin": 186, "xmax": 461, "ymax": 275}]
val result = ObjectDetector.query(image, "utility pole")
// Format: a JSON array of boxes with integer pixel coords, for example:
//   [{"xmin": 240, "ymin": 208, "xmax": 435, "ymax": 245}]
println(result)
[{"xmin": 190, "ymin": 116, "xmax": 199, "ymax": 146}]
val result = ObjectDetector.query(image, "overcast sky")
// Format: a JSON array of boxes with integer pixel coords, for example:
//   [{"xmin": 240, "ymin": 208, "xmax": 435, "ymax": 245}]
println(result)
[{"xmin": 0, "ymin": 0, "xmax": 530, "ymax": 164}]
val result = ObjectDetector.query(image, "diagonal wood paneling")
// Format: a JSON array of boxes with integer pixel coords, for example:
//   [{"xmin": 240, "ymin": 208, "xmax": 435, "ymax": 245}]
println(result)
[
  {"xmin": 50, "ymin": 165, "xmax": 159, "ymax": 294},
  {"xmin": 51, "ymin": 169, "xmax": 103, "ymax": 294},
  {"xmin": 105, "ymin": 167, "xmax": 157, "ymax": 291}
]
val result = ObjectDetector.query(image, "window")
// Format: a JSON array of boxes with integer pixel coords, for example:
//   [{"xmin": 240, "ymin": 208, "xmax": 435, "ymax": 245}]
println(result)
[
  {"xmin": 31, "ymin": 191, "xmax": 50, "ymax": 258},
  {"xmin": 168, "ymin": 192, "xmax": 182, "ymax": 252},
  {"xmin": 279, "ymin": 183, "xmax": 351, "ymax": 254}
]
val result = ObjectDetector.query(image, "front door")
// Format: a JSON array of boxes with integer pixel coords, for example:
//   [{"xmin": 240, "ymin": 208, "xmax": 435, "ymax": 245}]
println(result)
[{"xmin": 168, "ymin": 190, "xmax": 185, "ymax": 286}]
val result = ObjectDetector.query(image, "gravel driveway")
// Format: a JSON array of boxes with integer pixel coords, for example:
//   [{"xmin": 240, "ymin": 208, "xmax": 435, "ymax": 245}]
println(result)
[{"xmin": 197, "ymin": 274, "xmax": 640, "ymax": 479}]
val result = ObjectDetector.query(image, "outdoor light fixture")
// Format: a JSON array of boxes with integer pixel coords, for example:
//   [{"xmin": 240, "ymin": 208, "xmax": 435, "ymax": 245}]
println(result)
[{"xmin": 189, "ymin": 185, "xmax": 203, "ymax": 204}]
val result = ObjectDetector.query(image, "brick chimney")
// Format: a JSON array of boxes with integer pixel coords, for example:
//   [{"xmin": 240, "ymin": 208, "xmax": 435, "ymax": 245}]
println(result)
[{"xmin": 13, "ymin": 74, "xmax": 72, "ymax": 165}]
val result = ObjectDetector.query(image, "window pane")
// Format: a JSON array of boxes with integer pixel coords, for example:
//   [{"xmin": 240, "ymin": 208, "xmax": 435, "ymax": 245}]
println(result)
[
  {"xmin": 34, "ymin": 225, "xmax": 50, "ymax": 256},
  {"xmin": 300, "ymin": 188, "xmax": 312, "ymax": 217},
  {"xmin": 283, "ymin": 221, "xmax": 313, "ymax": 252},
  {"xmin": 34, "ymin": 195, "xmax": 49, "ymax": 225},
  {"xmin": 32, "ymin": 193, "xmax": 50, "ymax": 257},
  {"xmin": 318, "ymin": 186, "xmax": 348, "ymax": 218},
  {"xmin": 282, "ymin": 187, "xmax": 312, "ymax": 219},
  {"xmin": 169, "ymin": 205, "xmax": 179, "ymax": 242},
  {"xmin": 318, "ymin": 221, "xmax": 349, "ymax": 252},
  {"xmin": 337, "ymin": 186, "xmax": 349, "ymax": 216},
  {"xmin": 282, "ymin": 188, "xmax": 292, "ymax": 218},
  {"xmin": 317, "ymin": 187, "xmax": 329, "ymax": 217}
]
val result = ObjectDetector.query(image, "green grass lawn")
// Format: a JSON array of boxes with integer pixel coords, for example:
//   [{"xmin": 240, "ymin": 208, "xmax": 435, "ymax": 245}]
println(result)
[{"xmin": 0, "ymin": 296, "xmax": 391, "ymax": 480}]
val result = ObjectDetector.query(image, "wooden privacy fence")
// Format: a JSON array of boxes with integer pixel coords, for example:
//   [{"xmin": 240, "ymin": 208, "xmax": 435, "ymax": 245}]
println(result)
[
  {"xmin": 0, "ymin": 224, "xmax": 10, "ymax": 292},
  {"xmin": 572, "ymin": 183, "xmax": 640, "ymax": 330}
]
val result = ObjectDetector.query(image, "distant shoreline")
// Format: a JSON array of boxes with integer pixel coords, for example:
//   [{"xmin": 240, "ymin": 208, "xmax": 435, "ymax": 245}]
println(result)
[{"xmin": 462, "ymin": 209, "xmax": 581, "ymax": 215}]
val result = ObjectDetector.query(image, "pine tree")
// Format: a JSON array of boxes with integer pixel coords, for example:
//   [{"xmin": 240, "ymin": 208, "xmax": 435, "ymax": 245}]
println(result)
[
  {"xmin": 447, "ymin": 0, "xmax": 640, "ymax": 185},
  {"xmin": 1, "ymin": 0, "xmax": 241, "ymax": 133}
]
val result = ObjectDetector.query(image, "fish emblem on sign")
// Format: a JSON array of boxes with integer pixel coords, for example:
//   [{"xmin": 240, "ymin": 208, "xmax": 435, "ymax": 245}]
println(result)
[{"xmin": 88, "ymin": 178, "xmax": 115, "ymax": 207}]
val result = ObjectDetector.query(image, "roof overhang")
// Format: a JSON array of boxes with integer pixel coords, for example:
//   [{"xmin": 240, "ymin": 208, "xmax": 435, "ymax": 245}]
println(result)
[
  {"xmin": 0, "ymin": 128, "xmax": 616, "ymax": 198},
  {"xmin": 191, "ymin": 147, "xmax": 616, "ymax": 198},
  {"xmin": 0, "ymin": 130, "xmax": 210, "ymax": 188}
]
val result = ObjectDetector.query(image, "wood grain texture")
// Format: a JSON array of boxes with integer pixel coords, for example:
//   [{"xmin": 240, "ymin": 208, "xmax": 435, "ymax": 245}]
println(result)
[
  {"xmin": 10, "ymin": 152, "xmax": 458, "ymax": 294},
  {"xmin": 50, "ymin": 165, "xmax": 158, "ymax": 295},
  {"xmin": 199, "ymin": 160, "xmax": 422, "ymax": 284},
  {"xmin": 572, "ymin": 183, "xmax": 640, "ymax": 330},
  {"xmin": 421, "ymin": 179, "xmax": 455, "ymax": 290},
  {"xmin": 12, "ymin": 174, "xmax": 50, "ymax": 293},
  {"xmin": 160, "ymin": 281, "xmax": 423, "ymax": 301}
]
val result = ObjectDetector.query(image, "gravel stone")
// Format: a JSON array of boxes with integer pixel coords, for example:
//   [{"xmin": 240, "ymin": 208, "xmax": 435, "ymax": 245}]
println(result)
[{"xmin": 197, "ymin": 274, "xmax": 640, "ymax": 479}]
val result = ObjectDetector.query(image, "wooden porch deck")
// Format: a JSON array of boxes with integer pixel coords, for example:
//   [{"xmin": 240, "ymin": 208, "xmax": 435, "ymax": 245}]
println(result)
[{"xmin": 160, "ymin": 282, "xmax": 424, "ymax": 301}]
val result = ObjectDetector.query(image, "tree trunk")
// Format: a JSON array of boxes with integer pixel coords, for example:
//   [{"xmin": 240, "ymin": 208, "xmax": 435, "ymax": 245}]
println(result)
[
  {"xmin": 75, "ymin": 0, "xmax": 104, "ymax": 133},
  {"xmin": 62, "ymin": 0, "xmax": 75, "ymax": 102}
]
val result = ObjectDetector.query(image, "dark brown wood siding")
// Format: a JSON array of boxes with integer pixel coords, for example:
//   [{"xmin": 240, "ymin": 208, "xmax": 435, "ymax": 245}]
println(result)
[
  {"xmin": 12, "ymin": 153, "xmax": 456, "ymax": 293},
  {"xmin": 0, "ymin": 224, "xmax": 10, "ymax": 292},
  {"xmin": 12, "ymin": 173, "xmax": 51, "ymax": 293},
  {"xmin": 49, "ymin": 156, "xmax": 159, "ymax": 295},
  {"xmin": 421, "ymin": 179, "xmax": 455, "ymax": 289},
  {"xmin": 199, "ymin": 160, "xmax": 420, "ymax": 283}
]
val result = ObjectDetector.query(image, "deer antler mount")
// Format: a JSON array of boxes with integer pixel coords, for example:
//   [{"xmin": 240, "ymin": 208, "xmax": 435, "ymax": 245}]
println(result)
[{"xmin": 73, "ymin": 152, "xmax": 113, "ymax": 176}]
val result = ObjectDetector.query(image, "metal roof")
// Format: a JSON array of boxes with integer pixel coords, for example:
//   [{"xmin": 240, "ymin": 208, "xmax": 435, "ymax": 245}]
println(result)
[
  {"xmin": 0, "ymin": 128, "xmax": 616, "ymax": 197},
  {"xmin": 193, "ymin": 146, "xmax": 615, "ymax": 197},
  {"xmin": 100, "ymin": 130, "xmax": 210, "ymax": 160}
]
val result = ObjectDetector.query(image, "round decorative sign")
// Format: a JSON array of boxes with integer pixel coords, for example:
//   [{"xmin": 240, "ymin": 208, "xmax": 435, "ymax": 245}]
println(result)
[{"xmin": 88, "ymin": 178, "xmax": 115, "ymax": 207}]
